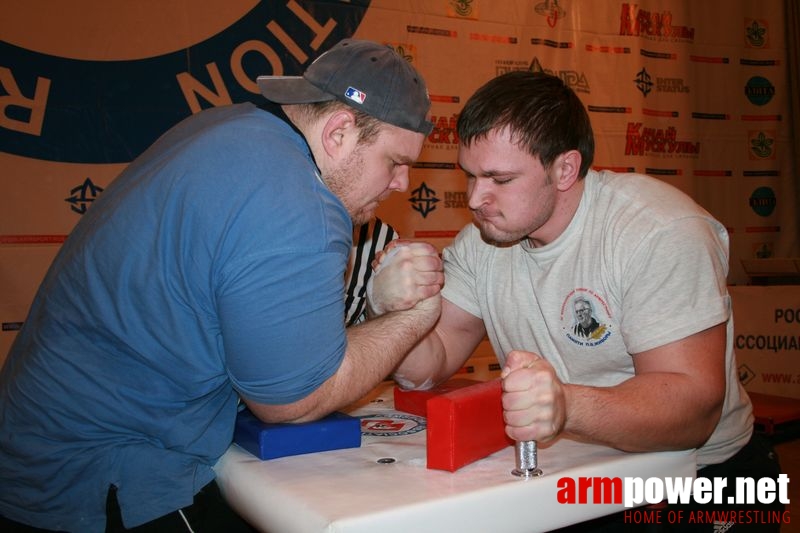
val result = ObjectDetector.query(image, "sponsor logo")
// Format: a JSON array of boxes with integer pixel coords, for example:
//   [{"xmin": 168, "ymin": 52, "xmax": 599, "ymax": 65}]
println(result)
[
  {"xmin": 625, "ymin": 123, "xmax": 700, "ymax": 157},
  {"xmin": 619, "ymin": 3, "xmax": 695, "ymax": 42},
  {"xmin": 635, "ymin": 68, "xmax": 690, "ymax": 97},
  {"xmin": 534, "ymin": 0, "xmax": 566, "ymax": 28},
  {"xmin": 745, "ymin": 19, "xmax": 768, "ymax": 48},
  {"xmin": 749, "ymin": 187, "xmax": 777, "ymax": 217},
  {"xmin": 444, "ymin": 191, "xmax": 469, "ymax": 209},
  {"xmin": 745, "ymin": 76, "xmax": 775, "ymax": 106},
  {"xmin": 409, "ymin": 182, "xmax": 440, "ymax": 218},
  {"xmin": 748, "ymin": 131, "xmax": 776, "ymax": 160},
  {"xmin": 656, "ymin": 77, "xmax": 690, "ymax": 94},
  {"xmin": 738, "ymin": 364, "xmax": 756, "ymax": 386},
  {"xmin": 448, "ymin": 0, "xmax": 476, "ymax": 19},
  {"xmin": 495, "ymin": 58, "xmax": 532, "ymax": 77},
  {"xmin": 64, "ymin": 178, "xmax": 104, "ymax": 215},
  {"xmin": 427, "ymin": 114, "xmax": 459, "ymax": 149},
  {"xmin": 360, "ymin": 413, "xmax": 426, "ymax": 436},
  {"xmin": 634, "ymin": 68, "xmax": 654, "ymax": 96}
]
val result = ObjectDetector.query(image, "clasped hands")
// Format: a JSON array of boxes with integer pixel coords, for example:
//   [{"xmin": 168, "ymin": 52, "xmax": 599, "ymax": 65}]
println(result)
[{"xmin": 366, "ymin": 240, "xmax": 444, "ymax": 316}]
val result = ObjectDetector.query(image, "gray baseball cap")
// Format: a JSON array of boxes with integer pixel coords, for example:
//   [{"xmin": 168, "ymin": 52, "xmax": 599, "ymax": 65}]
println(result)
[{"xmin": 257, "ymin": 39, "xmax": 433, "ymax": 135}]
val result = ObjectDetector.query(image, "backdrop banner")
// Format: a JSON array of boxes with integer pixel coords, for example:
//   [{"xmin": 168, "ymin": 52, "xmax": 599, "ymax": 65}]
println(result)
[{"xmin": 1, "ymin": 1, "xmax": 796, "ymax": 377}]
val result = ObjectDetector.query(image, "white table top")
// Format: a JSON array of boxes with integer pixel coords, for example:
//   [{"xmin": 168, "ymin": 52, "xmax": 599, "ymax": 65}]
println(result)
[{"xmin": 214, "ymin": 383, "xmax": 696, "ymax": 533}]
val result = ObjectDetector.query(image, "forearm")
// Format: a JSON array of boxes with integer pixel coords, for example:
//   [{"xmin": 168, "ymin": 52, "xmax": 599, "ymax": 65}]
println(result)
[
  {"xmin": 393, "ymin": 299, "xmax": 487, "ymax": 390},
  {"xmin": 502, "ymin": 325, "xmax": 727, "ymax": 451},
  {"xmin": 334, "ymin": 309, "xmax": 439, "ymax": 403},
  {"xmin": 563, "ymin": 373, "xmax": 723, "ymax": 452},
  {"xmin": 391, "ymin": 331, "xmax": 451, "ymax": 390}
]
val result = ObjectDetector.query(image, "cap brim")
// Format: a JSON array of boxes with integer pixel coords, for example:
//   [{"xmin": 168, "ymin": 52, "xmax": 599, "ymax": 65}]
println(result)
[{"xmin": 257, "ymin": 75, "xmax": 336, "ymax": 104}]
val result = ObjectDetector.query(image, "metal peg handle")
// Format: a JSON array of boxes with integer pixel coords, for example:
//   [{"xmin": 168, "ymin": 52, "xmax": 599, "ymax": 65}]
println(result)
[{"xmin": 512, "ymin": 440, "xmax": 543, "ymax": 478}]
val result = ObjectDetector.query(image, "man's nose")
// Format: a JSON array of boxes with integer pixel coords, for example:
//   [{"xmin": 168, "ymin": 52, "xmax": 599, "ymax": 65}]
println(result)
[
  {"xmin": 392, "ymin": 167, "xmax": 410, "ymax": 192},
  {"xmin": 467, "ymin": 179, "xmax": 490, "ymax": 210}
]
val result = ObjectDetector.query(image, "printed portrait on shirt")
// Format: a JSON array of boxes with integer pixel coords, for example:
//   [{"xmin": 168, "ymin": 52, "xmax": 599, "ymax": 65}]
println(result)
[{"xmin": 561, "ymin": 289, "xmax": 612, "ymax": 347}]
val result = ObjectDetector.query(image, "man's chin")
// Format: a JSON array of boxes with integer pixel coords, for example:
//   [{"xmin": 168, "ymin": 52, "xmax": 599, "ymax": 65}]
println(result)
[
  {"xmin": 351, "ymin": 208, "xmax": 376, "ymax": 227},
  {"xmin": 476, "ymin": 222, "xmax": 523, "ymax": 246}
]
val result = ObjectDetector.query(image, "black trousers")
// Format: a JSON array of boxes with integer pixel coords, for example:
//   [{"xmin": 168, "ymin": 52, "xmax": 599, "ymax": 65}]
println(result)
[
  {"xmin": 553, "ymin": 432, "xmax": 786, "ymax": 532},
  {"xmin": 0, "ymin": 481, "xmax": 256, "ymax": 533}
]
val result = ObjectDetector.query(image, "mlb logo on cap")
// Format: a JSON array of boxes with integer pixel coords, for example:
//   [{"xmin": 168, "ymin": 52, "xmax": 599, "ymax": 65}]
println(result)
[{"xmin": 344, "ymin": 86, "xmax": 366, "ymax": 105}]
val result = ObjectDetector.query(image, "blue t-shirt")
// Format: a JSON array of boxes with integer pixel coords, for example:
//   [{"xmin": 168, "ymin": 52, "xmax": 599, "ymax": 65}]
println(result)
[{"xmin": 0, "ymin": 103, "xmax": 351, "ymax": 532}]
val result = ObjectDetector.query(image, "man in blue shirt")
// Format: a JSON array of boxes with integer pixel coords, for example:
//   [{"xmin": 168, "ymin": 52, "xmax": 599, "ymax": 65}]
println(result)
[{"xmin": 0, "ymin": 39, "xmax": 443, "ymax": 533}]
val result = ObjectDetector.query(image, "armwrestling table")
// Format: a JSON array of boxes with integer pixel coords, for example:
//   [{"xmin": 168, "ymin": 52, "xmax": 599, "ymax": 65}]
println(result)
[{"xmin": 214, "ymin": 383, "xmax": 696, "ymax": 533}]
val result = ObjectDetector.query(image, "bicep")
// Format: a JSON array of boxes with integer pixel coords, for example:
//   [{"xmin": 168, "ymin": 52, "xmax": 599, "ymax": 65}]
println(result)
[{"xmin": 632, "ymin": 322, "xmax": 727, "ymax": 405}]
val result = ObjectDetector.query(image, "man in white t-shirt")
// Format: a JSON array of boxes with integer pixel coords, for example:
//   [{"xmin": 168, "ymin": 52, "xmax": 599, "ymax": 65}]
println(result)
[{"xmin": 375, "ymin": 71, "xmax": 783, "ymax": 532}]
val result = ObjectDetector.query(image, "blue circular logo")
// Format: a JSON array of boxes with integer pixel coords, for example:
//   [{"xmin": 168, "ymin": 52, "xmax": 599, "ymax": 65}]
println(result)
[
  {"xmin": 749, "ymin": 186, "xmax": 777, "ymax": 216},
  {"xmin": 744, "ymin": 76, "xmax": 775, "ymax": 106}
]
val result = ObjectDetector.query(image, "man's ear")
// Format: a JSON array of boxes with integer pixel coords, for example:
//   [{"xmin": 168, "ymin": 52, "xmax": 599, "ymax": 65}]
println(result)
[
  {"xmin": 321, "ymin": 109, "xmax": 358, "ymax": 160},
  {"xmin": 554, "ymin": 150, "xmax": 582, "ymax": 192}
]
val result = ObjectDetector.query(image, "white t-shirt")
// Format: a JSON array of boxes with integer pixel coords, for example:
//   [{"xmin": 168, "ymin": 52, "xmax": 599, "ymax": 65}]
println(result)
[{"xmin": 442, "ymin": 169, "xmax": 752, "ymax": 466}]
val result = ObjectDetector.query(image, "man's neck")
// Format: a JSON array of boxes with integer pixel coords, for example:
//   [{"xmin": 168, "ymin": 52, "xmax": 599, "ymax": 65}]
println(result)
[{"xmin": 526, "ymin": 178, "xmax": 585, "ymax": 248}]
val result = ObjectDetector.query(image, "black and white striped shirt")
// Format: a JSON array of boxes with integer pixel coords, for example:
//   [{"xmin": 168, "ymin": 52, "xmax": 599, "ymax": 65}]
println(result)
[{"xmin": 344, "ymin": 218, "xmax": 398, "ymax": 326}]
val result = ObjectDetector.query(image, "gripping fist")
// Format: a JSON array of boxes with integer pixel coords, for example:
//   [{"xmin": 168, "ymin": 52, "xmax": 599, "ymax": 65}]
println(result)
[
  {"xmin": 501, "ymin": 350, "xmax": 567, "ymax": 443},
  {"xmin": 366, "ymin": 241, "xmax": 443, "ymax": 316}
]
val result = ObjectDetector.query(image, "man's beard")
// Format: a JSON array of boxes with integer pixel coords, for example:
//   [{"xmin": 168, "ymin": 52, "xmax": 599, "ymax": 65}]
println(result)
[
  {"xmin": 473, "ymin": 177, "xmax": 556, "ymax": 247},
  {"xmin": 323, "ymin": 146, "xmax": 374, "ymax": 225},
  {"xmin": 350, "ymin": 208, "xmax": 374, "ymax": 226}
]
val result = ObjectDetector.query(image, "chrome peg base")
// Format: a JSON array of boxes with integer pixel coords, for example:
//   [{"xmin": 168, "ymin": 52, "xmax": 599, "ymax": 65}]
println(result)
[
  {"xmin": 512, "ymin": 440, "xmax": 543, "ymax": 478},
  {"xmin": 511, "ymin": 466, "xmax": 543, "ymax": 478}
]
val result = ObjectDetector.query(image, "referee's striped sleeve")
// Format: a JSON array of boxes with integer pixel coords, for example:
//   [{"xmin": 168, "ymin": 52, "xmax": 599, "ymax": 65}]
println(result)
[{"xmin": 344, "ymin": 218, "xmax": 398, "ymax": 326}]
